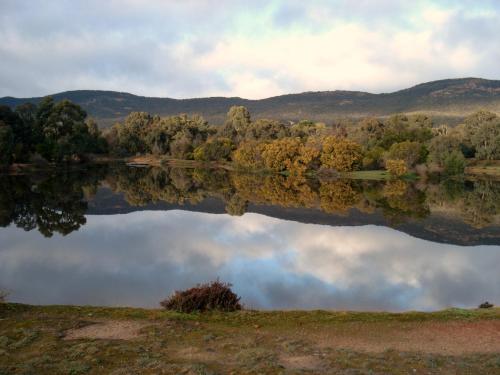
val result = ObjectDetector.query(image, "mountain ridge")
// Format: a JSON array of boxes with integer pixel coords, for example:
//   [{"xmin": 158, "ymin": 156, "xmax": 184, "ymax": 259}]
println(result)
[{"xmin": 2, "ymin": 77, "xmax": 500, "ymax": 127}]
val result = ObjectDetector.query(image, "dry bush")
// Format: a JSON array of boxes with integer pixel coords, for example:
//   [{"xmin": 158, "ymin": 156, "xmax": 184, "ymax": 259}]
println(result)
[
  {"xmin": 160, "ymin": 280, "xmax": 241, "ymax": 313},
  {"xmin": 479, "ymin": 301, "xmax": 494, "ymax": 309}
]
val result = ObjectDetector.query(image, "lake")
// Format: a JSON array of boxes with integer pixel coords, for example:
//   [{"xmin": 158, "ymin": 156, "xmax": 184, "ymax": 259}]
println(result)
[{"xmin": 0, "ymin": 165, "xmax": 499, "ymax": 311}]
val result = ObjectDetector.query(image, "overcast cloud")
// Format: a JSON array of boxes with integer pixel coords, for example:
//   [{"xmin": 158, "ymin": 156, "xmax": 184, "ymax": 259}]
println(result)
[{"xmin": 1, "ymin": 0, "xmax": 499, "ymax": 98}]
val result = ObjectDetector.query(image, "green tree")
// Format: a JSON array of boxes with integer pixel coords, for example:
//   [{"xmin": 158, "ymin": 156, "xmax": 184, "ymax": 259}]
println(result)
[
  {"xmin": 380, "ymin": 114, "xmax": 433, "ymax": 148},
  {"xmin": 428, "ymin": 135, "xmax": 461, "ymax": 166},
  {"xmin": 362, "ymin": 146, "xmax": 385, "ymax": 170},
  {"xmin": 245, "ymin": 119, "xmax": 289, "ymax": 141},
  {"xmin": 219, "ymin": 106, "xmax": 251, "ymax": 142},
  {"xmin": 144, "ymin": 114, "xmax": 211, "ymax": 157},
  {"xmin": 464, "ymin": 110, "xmax": 500, "ymax": 160},
  {"xmin": 443, "ymin": 150, "xmax": 465, "ymax": 176},
  {"xmin": 354, "ymin": 117, "xmax": 385, "ymax": 148},
  {"xmin": 0, "ymin": 105, "xmax": 31, "ymax": 161},
  {"xmin": 14, "ymin": 102, "xmax": 37, "ymax": 159},
  {"xmin": 37, "ymin": 100, "xmax": 95, "ymax": 161},
  {"xmin": 0, "ymin": 120, "xmax": 14, "ymax": 168},
  {"xmin": 117, "ymin": 112, "xmax": 154, "ymax": 155},
  {"xmin": 193, "ymin": 138, "xmax": 234, "ymax": 161},
  {"xmin": 290, "ymin": 120, "xmax": 326, "ymax": 139},
  {"xmin": 386, "ymin": 141, "xmax": 424, "ymax": 168}
]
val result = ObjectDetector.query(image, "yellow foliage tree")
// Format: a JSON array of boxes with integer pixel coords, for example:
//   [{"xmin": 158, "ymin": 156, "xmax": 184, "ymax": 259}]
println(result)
[
  {"xmin": 261, "ymin": 138, "xmax": 319, "ymax": 175},
  {"xmin": 232, "ymin": 141, "xmax": 267, "ymax": 169},
  {"xmin": 385, "ymin": 159, "xmax": 408, "ymax": 177},
  {"xmin": 320, "ymin": 136, "xmax": 362, "ymax": 172}
]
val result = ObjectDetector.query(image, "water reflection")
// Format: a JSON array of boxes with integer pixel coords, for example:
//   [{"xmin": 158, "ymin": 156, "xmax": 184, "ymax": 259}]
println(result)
[
  {"xmin": 0, "ymin": 167, "xmax": 106, "ymax": 237},
  {"xmin": 0, "ymin": 210, "xmax": 498, "ymax": 311},
  {"xmin": 0, "ymin": 166, "xmax": 499, "ymax": 310},
  {"xmin": 1, "ymin": 166, "xmax": 500, "ymax": 239}
]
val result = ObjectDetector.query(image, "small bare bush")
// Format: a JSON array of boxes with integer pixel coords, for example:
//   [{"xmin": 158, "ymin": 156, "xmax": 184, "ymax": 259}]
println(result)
[
  {"xmin": 160, "ymin": 280, "xmax": 241, "ymax": 313},
  {"xmin": 478, "ymin": 301, "xmax": 494, "ymax": 309}
]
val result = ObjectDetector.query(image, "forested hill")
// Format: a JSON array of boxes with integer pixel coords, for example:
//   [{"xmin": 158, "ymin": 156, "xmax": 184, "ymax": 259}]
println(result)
[{"xmin": 2, "ymin": 78, "xmax": 500, "ymax": 127}]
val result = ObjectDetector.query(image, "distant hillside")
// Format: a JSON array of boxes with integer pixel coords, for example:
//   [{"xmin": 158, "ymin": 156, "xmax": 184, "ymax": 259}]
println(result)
[{"xmin": 2, "ymin": 78, "xmax": 500, "ymax": 127}]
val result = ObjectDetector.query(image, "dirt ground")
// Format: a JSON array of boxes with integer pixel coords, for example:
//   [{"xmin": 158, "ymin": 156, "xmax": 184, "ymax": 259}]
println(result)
[
  {"xmin": 64, "ymin": 320, "xmax": 149, "ymax": 340},
  {"xmin": 0, "ymin": 304, "xmax": 499, "ymax": 374},
  {"xmin": 64, "ymin": 318, "xmax": 500, "ymax": 355}
]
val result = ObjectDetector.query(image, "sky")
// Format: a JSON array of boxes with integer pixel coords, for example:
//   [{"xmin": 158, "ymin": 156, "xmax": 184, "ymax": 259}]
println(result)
[{"xmin": 1, "ymin": 0, "xmax": 500, "ymax": 99}]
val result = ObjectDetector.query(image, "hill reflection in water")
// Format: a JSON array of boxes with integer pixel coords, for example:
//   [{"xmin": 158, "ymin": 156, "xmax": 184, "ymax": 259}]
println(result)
[
  {"xmin": 1, "ymin": 165, "xmax": 500, "ymax": 244},
  {"xmin": 0, "ymin": 165, "xmax": 499, "ymax": 310}
]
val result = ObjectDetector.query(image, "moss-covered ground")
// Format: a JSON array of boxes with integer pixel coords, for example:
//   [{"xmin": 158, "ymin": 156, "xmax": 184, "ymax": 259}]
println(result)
[{"xmin": 0, "ymin": 304, "xmax": 499, "ymax": 374}]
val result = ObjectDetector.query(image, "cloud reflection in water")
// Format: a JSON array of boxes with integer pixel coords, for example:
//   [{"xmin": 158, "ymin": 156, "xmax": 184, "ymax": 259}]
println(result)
[{"xmin": 0, "ymin": 210, "xmax": 498, "ymax": 311}]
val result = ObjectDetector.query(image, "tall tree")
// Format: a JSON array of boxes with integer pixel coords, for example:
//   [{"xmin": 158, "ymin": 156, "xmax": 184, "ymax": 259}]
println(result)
[{"xmin": 0, "ymin": 120, "xmax": 14, "ymax": 168}]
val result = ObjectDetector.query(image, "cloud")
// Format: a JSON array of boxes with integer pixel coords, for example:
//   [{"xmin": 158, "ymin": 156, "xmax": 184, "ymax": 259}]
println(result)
[
  {"xmin": 0, "ymin": 210, "xmax": 498, "ymax": 310},
  {"xmin": 0, "ymin": 1, "xmax": 499, "ymax": 98}
]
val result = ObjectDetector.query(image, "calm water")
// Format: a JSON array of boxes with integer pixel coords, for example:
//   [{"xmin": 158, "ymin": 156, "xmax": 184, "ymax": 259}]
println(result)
[{"xmin": 0, "ymin": 165, "xmax": 499, "ymax": 311}]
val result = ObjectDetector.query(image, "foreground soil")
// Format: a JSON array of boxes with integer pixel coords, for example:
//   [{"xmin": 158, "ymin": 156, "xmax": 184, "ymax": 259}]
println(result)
[{"xmin": 0, "ymin": 304, "xmax": 499, "ymax": 374}]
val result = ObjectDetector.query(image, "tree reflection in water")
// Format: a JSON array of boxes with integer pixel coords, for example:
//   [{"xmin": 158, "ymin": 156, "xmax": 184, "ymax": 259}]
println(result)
[
  {"xmin": 1, "ymin": 165, "xmax": 500, "ymax": 237},
  {"xmin": 0, "ymin": 166, "xmax": 107, "ymax": 237}
]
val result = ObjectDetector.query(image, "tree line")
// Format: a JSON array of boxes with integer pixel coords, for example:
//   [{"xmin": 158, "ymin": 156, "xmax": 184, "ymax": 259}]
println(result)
[
  {"xmin": 105, "ymin": 105, "xmax": 500, "ymax": 176},
  {"xmin": 2, "ymin": 97, "xmax": 499, "ymax": 175},
  {"xmin": 0, "ymin": 97, "xmax": 107, "ymax": 168}
]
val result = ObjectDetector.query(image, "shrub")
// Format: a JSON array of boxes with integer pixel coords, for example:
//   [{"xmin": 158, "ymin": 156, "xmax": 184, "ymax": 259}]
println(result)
[
  {"xmin": 386, "ymin": 141, "xmax": 424, "ymax": 167},
  {"xmin": 193, "ymin": 138, "xmax": 234, "ymax": 161},
  {"xmin": 0, "ymin": 290, "xmax": 7, "ymax": 303},
  {"xmin": 478, "ymin": 301, "xmax": 493, "ymax": 309},
  {"xmin": 386, "ymin": 159, "xmax": 408, "ymax": 177},
  {"xmin": 320, "ymin": 136, "xmax": 362, "ymax": 172},
  {"xmin": 361, "ymin": 146, "xmax": 385, "ymax": 170},
  {"xmin": 443, "ymin": 150, "xmax": 465, "ymax": 176},
  {"xmin": 160, "ymin": 280, "xmax": 241, "ymax": 313},
  {"xmin": 232, "ymin": 141, "xmax": 267, "ymax": 169},
  {"xmin": 261, "ymin": 138, "xmax": 304, "ymax": 173},
  {"xmin": 428, "ymin": 135, "xmax": 461, "ymax": 166}
]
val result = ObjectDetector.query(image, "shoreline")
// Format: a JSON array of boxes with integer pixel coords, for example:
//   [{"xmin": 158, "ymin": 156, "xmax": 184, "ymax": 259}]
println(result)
[
  {"xmin": 4, "ymin": 154, "xmax": 500, "ymax": 180},
  {"xmin": 2, "ymin": 302, "xmax": 499, "ymax": 319}
]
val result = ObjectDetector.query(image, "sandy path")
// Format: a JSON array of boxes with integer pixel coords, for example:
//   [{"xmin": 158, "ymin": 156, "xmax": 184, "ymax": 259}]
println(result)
[{"xmin": 64, "ymin": 320, "xmax": 149, "ymax": 340}]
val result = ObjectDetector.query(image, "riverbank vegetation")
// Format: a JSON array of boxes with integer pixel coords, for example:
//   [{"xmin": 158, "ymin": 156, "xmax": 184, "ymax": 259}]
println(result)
[
  {"xmin": 105, "ymin": 104, "xmax": 500, "ymax": 177},
  {"xmin": 0, "ymin": 98, "xmax": 107, "ymax": 168},
  {"xmin": 2, "ymin": 97, "xmax": 499, "ymax": 177}
]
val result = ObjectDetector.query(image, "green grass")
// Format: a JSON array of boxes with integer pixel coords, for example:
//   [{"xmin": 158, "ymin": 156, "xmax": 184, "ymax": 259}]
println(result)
[{"xmin": 3, "ymin": 303, "xmax": 499, "ymax": 324}]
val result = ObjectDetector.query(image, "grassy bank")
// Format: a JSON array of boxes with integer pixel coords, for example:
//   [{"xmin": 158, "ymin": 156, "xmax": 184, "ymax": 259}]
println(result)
[
  {"xmin": 466, "ymin": 160, "xmax": 500, "ymax": 179},
  {"xmin": 1, "ymin": 303, "xmax": 499, "ymax": 374},
  {"xmin": 132, "ymin": 155, "xmax": 396, "ymax": 181},
  {"xmin": 129, "ymin": 154, "xmax": 500, "ymax": 181},
  {"xmin": 6, "ymin": 154, "xmax": 500, "ymax": 182}
]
